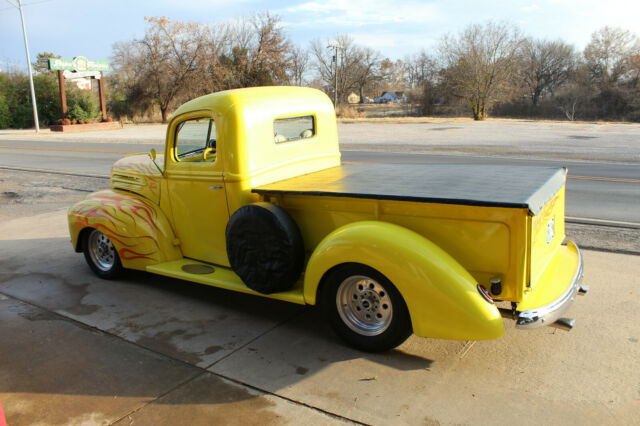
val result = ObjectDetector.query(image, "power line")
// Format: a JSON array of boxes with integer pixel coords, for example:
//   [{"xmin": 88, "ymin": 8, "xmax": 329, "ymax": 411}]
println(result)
[
  {"xmin": 22, "ymin": 0, "xmax": 57, "ymax": 6},
  {"xmin": 1, "ymin": 0, "xmax": 55, "ymax": 11}
]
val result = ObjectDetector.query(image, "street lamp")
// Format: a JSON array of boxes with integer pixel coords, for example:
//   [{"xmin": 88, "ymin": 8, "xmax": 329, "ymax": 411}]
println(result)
[
  {"xmin": 327, "ymin": 43, "xmax": 344, "ymax": 106},
  {"xmin": 4, "ymin": 0, "xmax": 40, "ymax": 132}
]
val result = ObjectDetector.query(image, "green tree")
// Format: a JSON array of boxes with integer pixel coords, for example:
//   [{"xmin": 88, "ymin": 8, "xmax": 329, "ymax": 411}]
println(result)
[
  {"xmin": 0, "ymin": 73, "xmax": 11, "ymax": 128},
  {"xmin": 34, "ymin": 73, "xmax": 61, "ymax": 124},
  {"xmin": 33, "ymin": 52, "xmax": 60, "ymax": 74}
]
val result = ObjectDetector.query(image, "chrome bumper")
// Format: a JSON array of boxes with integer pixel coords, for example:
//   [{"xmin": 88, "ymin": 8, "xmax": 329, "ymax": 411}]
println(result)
[{"xmin": 499, "ymin": 240, "xmax": 587, "ymax": 330}]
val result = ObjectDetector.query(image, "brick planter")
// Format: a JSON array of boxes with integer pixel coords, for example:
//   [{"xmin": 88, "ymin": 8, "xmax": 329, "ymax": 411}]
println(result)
[{"xmin": 50, "ymin": 121, "xmax": 123, "ymax": 132}]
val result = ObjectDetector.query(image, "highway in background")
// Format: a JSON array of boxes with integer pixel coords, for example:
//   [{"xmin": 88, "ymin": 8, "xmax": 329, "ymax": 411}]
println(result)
[{"xmin": 0, "ymin": 139, "xmax": 638, "ymax": 224}]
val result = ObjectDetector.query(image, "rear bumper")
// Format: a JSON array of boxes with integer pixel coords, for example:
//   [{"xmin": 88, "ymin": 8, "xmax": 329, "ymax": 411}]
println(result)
[{"xmin": 515, "ymin": 240, "xmax": 585, "ymax": 329}]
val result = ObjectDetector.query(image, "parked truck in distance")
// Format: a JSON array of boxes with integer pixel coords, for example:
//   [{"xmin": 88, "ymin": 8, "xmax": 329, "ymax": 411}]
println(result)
[{"xmin": 68, "ymin": 87, "xmax": 587, "ymax": 352}]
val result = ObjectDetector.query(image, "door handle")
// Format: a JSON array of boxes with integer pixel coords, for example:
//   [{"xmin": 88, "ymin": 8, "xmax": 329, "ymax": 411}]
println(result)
[{"xmin": 209, "ymin": 185, "xmax": 223, "ymax": 190}]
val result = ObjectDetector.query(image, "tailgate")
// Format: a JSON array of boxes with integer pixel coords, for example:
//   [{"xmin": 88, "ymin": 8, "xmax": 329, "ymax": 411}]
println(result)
[{"xmin": 530, "ymin": 186, "xmax": 566, "ymax": 287}]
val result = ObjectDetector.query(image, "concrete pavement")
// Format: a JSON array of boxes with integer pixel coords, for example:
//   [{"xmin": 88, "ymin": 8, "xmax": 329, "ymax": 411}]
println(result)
[{"xmin": 0, "ymin": 207, "xmax": 638, "ymax": 425}]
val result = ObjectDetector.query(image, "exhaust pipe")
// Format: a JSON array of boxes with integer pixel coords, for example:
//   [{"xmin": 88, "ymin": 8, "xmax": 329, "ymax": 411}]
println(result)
[{"xmin": 550, "ymin": 317, "xmax": 575, "ymax": 331}]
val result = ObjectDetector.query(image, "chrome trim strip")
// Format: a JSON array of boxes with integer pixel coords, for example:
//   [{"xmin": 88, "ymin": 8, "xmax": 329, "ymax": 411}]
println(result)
[{"xmin": 516, "ymin": 240, "xmax": 584, "ymax": 329}]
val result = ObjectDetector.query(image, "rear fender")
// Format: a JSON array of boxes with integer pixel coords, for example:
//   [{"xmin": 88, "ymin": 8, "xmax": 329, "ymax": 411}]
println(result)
[
  {"xmin": 68, "ymin": 189, "xmax": 181, "ymax": 270},
  {"xmin": 304, "ymin": 221, "xmax": 504, "ymax": 340}
]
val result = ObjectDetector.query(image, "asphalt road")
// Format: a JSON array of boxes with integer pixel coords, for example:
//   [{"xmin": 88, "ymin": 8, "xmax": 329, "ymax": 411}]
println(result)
[{"xmin": 0, "ymin": 139, "xmax": 638, "ymax": 224}]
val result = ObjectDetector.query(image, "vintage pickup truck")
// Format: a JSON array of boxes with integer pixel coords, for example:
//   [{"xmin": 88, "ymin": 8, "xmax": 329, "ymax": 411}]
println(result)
[{"xmin": 68, "ymin": 86, "xmax": 587, "ymax": 352}]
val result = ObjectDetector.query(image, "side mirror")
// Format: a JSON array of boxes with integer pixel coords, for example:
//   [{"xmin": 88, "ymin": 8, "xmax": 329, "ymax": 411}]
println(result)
[
  {"xmin": 149, "ymin": 148, "xmax": 164, "ymax": 176},
  {"xmin": 202, "ymin": 147, "xmax": 214, "ymax": 161}
]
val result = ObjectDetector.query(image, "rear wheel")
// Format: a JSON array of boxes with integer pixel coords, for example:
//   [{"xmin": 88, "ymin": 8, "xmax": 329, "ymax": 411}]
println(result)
[
  {"xmin": 83, "ymin": 228, "xmax": 123, "ymax": 279},
  {"xmin": 321, "ymin": 264, "xmax": 412, "ymax": 352}
]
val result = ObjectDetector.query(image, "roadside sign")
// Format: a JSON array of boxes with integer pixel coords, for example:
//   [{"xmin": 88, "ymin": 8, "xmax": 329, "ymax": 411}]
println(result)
[
  {"xmin": 63, "ymin": 70, "xmax": 102, "ymax": 80},
  {"xmin": 48, "ymin": 56, "xmax": 110, "ymax": 72},
  {"xmin": 74, "ymin": 77, "xmax": 92, "ymax": 91}
]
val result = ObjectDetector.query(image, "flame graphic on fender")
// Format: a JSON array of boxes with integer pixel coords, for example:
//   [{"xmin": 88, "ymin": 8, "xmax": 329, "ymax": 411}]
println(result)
[{"xmin": 72, "ymin": 191, "xmax": 161, "ymax": 262}]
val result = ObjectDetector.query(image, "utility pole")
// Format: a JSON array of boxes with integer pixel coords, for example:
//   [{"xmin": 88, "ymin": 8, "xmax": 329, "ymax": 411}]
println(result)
[
  {"xmin": 327, "ymin": 44, "xmax": 343, "ymax": 106},
  {"xmin": 5, "ymin": 0, "xmax": 40, "ymax": 132}
]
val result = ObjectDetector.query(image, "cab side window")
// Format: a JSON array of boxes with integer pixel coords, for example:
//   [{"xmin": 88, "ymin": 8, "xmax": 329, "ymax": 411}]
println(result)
[{"xmin": 175, "ymin": 118, "xmax": 216, "ymax": 162}]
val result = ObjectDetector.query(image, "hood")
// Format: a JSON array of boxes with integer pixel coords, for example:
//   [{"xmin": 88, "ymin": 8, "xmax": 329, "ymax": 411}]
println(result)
[{"xmin": 111, "ymin": 154, "xmax": 164, "ymax": 203}]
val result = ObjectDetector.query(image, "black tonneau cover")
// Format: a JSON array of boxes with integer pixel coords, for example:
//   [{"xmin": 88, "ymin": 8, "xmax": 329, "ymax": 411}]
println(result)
[{"xmin": 253, "ymin": 164, "xmax": 567, "ymax": 216}]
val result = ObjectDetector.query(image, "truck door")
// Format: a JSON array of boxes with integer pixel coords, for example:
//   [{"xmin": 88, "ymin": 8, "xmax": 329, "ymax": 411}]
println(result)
[{"xmin": 165, "ymin": 114, "xmax": 230, "ymax": 267}]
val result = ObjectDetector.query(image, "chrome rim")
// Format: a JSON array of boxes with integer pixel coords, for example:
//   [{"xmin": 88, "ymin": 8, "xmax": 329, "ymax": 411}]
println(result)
[
  {"xmin": 88, "ymin": 230, "xmax": 116, "ymax": 272},
  {"xmin": 336, "ymin": 275, "xmax": 393, "ymax": 336}
]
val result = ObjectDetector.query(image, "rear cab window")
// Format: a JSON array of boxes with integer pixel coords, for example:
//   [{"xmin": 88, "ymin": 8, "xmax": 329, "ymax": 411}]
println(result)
[{"xmin": 274, "ymin": 115, "xmax": 315, "ymax": 144}]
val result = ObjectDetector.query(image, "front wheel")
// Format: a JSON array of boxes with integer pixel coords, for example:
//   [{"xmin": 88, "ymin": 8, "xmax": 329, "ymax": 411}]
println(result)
[
  {"xmin": 321, "ymin": 264, "xmax": 412, "ymax": 352},
  {"xmin": 83, "ymin": 228, "xmax": 123, "ymax": 279}
]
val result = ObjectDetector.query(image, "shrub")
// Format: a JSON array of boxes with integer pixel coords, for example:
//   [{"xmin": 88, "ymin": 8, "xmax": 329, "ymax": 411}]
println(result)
[
  {"xmin": 0, "ymin": 91, "xmax": 10, "ymax": 129},
  {"xmin": 67, "ymin": 89, "xmax": 99, "ymax": 123}
]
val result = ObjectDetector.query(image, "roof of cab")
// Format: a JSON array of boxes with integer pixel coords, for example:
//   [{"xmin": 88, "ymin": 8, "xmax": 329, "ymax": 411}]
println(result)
[{"xmin": 172, "ymin": 86, "xmax": 332, "ymax": 117}]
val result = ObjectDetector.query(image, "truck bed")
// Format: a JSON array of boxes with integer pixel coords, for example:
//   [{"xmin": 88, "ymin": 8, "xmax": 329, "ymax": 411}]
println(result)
[{"xmin": 253, "ymin": 163, "xmax": 567, "ymax": 215}]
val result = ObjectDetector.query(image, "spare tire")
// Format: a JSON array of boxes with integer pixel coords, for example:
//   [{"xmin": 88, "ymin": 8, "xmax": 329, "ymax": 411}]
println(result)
[{"xmin": 226, "ymin": 202, "xmax": 305, "ymax": 294}]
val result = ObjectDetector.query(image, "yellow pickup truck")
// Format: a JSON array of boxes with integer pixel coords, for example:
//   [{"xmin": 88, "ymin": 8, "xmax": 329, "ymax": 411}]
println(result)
[{"xmin": 68, "ymin": 86, "xmax": 587, "ymax": 352}]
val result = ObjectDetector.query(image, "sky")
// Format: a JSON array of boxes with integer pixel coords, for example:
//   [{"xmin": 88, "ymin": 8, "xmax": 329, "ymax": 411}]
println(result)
[{"xmin": 1, "ymin": 0, "xmax": 639, "ymax": 72}]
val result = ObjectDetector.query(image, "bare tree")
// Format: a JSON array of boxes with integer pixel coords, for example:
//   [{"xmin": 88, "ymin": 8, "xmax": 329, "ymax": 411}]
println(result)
[
  {"xmin": 288, "ymin": 46, "xmax": 309, "ymax": 86},
  {"xmin": 218, "ymin": 12, "xmax": 294, "ymax": 88},
  {"xmin": 584, "ymin": 27, "xmax": 640, "ymax": 88},
  {"xmin": 439, "ymin": 22, "xmax": 523, "ymax": 120},
  {"xmin": 310, "ymin": 34, "xmax": 382, "ymax": 103},
  {"xmin": 629, "ymin": 53, "xmax": 640, "ymax": 88},
  {"xmin": 352, "ymin": 48, "xmax": 383, "ymax": 100},
  {"xmin": 189, "ymin": 22, "xmax": 231, "ymax": 95},
  {"xmin": 404, "ymin": 51, "xmax": 439, "ymax": 89},
  {"xmin": 111, "ymin": 17, "xmax": 208, "ymax": 122},
  {"xmin": 554, "ymin": 63, "xmax": 593, "ymax": 121},
  {"xmin": 521, "ymin": 39, "xmax": 575, "ymax": 106}
]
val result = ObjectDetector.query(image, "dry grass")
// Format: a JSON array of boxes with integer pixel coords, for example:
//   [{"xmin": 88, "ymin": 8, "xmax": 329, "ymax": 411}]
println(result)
[{"xmin": 335, "ymin": 105, "xmax": 367, "ymax": 119}]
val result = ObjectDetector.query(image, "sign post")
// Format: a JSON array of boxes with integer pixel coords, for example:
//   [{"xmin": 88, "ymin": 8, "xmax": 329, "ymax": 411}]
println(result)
[
  {"xmin": 57, "ymin": 70, "xmax": 67, "ymax": 118},
  {"xmin": 48, "ymin": 56, "xmax": 111, "ymax": 121},
  {"xmin": 98, "ymin": 71, "xmax": 107, "ymax": 121}
]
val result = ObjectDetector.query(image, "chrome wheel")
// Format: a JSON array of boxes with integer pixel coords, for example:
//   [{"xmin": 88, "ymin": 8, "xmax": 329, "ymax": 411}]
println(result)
[
  {"xmin": 336, "ymin": 275, "xmax": 393, "ymax": 336},
  {"xmin": 87, "ymin": 230, "xmax": 116, "ymax": 272}
]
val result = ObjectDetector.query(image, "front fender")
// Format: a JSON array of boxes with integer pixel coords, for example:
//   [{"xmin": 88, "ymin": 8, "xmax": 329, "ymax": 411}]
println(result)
[
  {"xmin": 304, "ymin": 221, "xmax": 504, "ymax": 340},
  {"xmin": 68, "ymin": 189, "xmax": 181, "ymax": 270}
]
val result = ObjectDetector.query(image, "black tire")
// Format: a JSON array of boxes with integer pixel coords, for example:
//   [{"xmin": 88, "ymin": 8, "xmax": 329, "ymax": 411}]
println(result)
[
  {"xmin": 82, "ymin": 228, "xmax": 123, "ymax": 279},
  {"xmin": 226, "ymin": 202, "xmax": 305, "ymax": 294},
  {"xmin": 321, "ymin": 263, "xmax": 412, "ymax": 352}
]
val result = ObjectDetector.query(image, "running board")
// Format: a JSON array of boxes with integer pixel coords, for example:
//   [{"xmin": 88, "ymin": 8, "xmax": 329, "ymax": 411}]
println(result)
[{"xmin": 146, "ymin": 259, "xmax": 306, "ymax": 305}]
